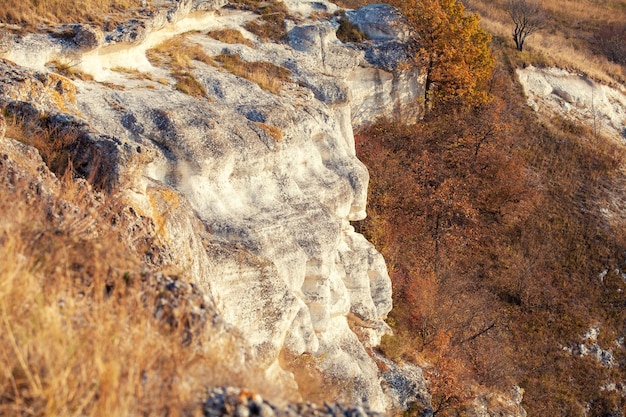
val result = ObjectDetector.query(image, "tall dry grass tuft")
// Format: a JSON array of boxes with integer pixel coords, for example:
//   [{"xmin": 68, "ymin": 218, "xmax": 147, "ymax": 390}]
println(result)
[
  {"xmin": 0, "ymin": 0, "xmax": 148, "ymax": 27},
  {"xmin": 0, "ymin": 188, "xmax": 242, "ymax": 416},
  {"xmin": 214, "ymin": 54, "xmax": 291, "ymax": 94},
  {"xmin": 4, "ymin": 115, "xmax": 79, "ymax": 177},
  {"xmin": 0, "ymin": 123, "xmax": 278, "ymax": 415},
  {"xmin": 147, "ymin": 36, "xmax": 212, "ymax": 98},
  {"xmin": 147, "ymin": 37, "xmax": 215, "ymax": 70},
  {"xmin": 207, "ymin": 29, "xmax": 254, "ymax": 48}
]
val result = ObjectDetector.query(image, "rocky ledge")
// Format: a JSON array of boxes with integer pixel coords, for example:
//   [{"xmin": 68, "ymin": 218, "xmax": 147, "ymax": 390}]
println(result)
[{"xmin": 0, "ymin": 0, "xmax": 428, "ymax": 412}]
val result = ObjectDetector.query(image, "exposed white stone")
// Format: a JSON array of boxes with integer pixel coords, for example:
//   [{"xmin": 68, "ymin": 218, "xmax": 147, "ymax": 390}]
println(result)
[
  {"xmin": 517, "ymin": 66, "xmax": 626, "ymax": 140},
  {"xmin": 0, "ymin": 0, "xmax": 427, "ymax": 411}
]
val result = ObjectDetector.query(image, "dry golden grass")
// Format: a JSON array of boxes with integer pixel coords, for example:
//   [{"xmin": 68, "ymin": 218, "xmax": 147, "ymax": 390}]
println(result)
[
  {"xmin": 239, "ymin": 0, "xmax": 290, "ymax": 42},
  {"xmin": 0, "ymin": 118, "xmax": 279, "ymax": 415},
  {"xmin": 173, "ymin": 71, "xmax": 208, "ymax": 98},
  {"xmin": 214, "ymin": 53, "xmax": 291, "ymax": 94},
  {"xmin": 4, "ymin": 116, "xmax": 78, "ymax": 177},
  {"xmin": 147, "ymin": 36, "xmax": 215, "ymax": 70},
  {"xmin": 0, "ymin": 183, "xmax": 247, "ymax": 416},
  {"xmin": 463, "ymin": 0, "xmax": 626, "ymax": 84},
  {"xmin": 147, "ymin": 36, "xmax": 213, "ymax": 99},
  {"xmin": 255, "ymin": 122, "xmax": 283, "ymax": 141},
  {"xmin": 207, "ymin": 29, "xmax": 254, "ymax": 48},
  {"xmin": 47, "ymin": 61, "xmax": 95, "ymax": 81},
  {"xmin": 112, "ymin": 66, "xmax": 155, "ymax": 81},
  {"xmin": 331, "ymin": 0, "xmax": 378, "ymax": 9},
  {"xmin": 0, "ymin": 0, "xmax": 148, "ymax": 27}
]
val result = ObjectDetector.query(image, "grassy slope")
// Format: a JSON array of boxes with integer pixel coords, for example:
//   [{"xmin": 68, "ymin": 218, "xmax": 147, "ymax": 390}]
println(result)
[
  {"xmin": 0, "ymin": 0, "xmax": 146, "ymax": 27},
  {"xmin": 464, "ymin": 0, "xmax": 626, "ymax": 84}
]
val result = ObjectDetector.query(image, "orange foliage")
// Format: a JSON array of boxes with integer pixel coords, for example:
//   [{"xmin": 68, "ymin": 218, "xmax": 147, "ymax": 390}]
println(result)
[
  {"xmin": 389, "ymin": 0, "xmax": 494, "ymax": 109},
  {"xmin": 358, "ymin": 55, "xmax": 626, "ymax": 415}
]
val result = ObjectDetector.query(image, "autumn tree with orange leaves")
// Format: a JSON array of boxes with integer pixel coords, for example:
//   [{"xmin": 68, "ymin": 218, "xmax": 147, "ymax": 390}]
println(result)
[{"xmin": 390, "ymin": 0, "xmax": 494, "ymax": 110}]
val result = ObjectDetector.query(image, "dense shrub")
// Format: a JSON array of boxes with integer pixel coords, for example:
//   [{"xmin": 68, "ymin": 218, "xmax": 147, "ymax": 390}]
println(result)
[
  {"xmin": 356, "ymin": 58, "xmax": 626, "ymax": 416},
  {"xmin": 592, "ymin": 22, "xmax": 626, "ymax": 65}
]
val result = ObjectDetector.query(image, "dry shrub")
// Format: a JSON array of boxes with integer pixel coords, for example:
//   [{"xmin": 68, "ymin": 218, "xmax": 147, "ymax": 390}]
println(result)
[
  {"xmin": 207, "ymin": 28, "xmax": 254, "ymax": 48},
  {"xmin": 335, "ymin": 15, "xmax": 369, "ymax": 43},
  {"xmin": 0, "ymin": 0, "xmax": 148, "ymax": 27},
  {"xmin": 255, "ymin": 122, "xmax": 283, "ymax": 141},
  {"xmin": 147, "ymin": 36, "xmax": 213, "ymax": 99},
  {"xmin": 4, "ymin": 115, "xmax": 79, "ymax": 177},
  {"xmin": 241, "ymin": 0, "xmax": 290, "ymax": 42},
  {"xmin": 331, "ymin": 0, "xmax": 378, "ymax": 8},
  {"xmin": 591, "ymin": 21, "xmax": 626, "ymax": 65},
  {"xmin": 214, "ymin": 53, "xmax": 291, "ymax": 94},
  {"xmin": 173, "ymin": 71, "xmax": 208, "ymax": 98},
  {"xmin": 356, "ymin": 55, "xmax": 626, "ymax": 416},
  {"xmin": 47, "ymin": 61, "xmax": 95, "ymax": 81}
]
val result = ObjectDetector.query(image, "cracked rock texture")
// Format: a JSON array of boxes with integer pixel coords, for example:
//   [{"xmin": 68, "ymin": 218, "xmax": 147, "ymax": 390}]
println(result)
[{"xmin": 0, "ymin": 0, "xmax": 427, "ymax": 411}]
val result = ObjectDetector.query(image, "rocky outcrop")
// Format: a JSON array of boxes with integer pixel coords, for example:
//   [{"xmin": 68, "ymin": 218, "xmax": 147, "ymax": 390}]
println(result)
[
  {"xmin": 0, "ymin": 0, "xmax": 427, "ymax": 412},
  {"xmin": 203, "ymin": 387, "xmax": 385, "ymax": 417},
  {"xmin": 343, "ymin": 4, "xmax": 425, "ymax": 126},
  {"xmin": 467, "ymin": 387, "xmax": 527, "ymax": 417},
  {"xmin": 517, "ymin": 66, "xmax": 626, "ymax": 140},
  {"xmin": 0, "ymin": 114, "xmax": 5, "ymax": 139}
]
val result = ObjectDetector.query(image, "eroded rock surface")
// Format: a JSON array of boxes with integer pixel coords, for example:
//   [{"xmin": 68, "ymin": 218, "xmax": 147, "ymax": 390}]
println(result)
[{"xmin": 0, "ymin": 0, "xmax": 427, "ymax": 411}]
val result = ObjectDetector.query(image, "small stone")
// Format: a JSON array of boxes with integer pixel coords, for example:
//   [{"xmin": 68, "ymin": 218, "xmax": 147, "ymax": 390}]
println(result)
[
  {"xmin": 235, "ymin": 404, "xmax": 250, "ymax": 417},
  {"xmin": 0, "ymin": 114, "xmax": 6, "ymax": 140},
  {"xmin": 258, "ymin": 403, "xmax": 275, "ymax": 417},
  {"xmin": 73, "ymin": 25, "xmax": 104, "ymax": 50}
]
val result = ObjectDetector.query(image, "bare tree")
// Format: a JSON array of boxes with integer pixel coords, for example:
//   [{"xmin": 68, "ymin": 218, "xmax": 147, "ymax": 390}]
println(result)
[{"xmin": 508, "ymin": 0, "xmax": 544, "ymax": 51}]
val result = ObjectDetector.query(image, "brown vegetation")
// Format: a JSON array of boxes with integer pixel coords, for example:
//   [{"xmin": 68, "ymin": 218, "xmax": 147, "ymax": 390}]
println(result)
[
  {"xmin": 355, "ymin": 9, "xmax": 626, "ymax": 413},
  {"xmin": 4, "ymin": 116, "xmax": 79, "ymax": 177},
  {"xmin": 214, "ymin": 53, "xmax": 291, "ymax": 94},
  {"xmin": 335, "ymin": 13, "xmax": 369, "ymax": 43},
  {"xmin": 0, "ymin": 0, "xmax": 147, "ymax": 27},
  {"xmin": 463, "ymin": 0, "xmax": 626, "ymax": 83},
  {"xmin": 112, "ymin": 67, "xmax": 155, "ymax": 81},
  {"xmin": 147, "ymin": 36, "xmax": 212, "ymax": 99},
  {"xmin": 235, "ymin": 0, "xmax": 291, "ymax": 42},
  {"xmin": 47, "ymin": 61, "xmax": 95, "ymax": 81},
  {"xmin": 207, "ymin": 28, "xmax": 254, "ymax": 48},
  {"xmin": 255, "ymin": 122, "xmax": 283, "ymax": 141}
]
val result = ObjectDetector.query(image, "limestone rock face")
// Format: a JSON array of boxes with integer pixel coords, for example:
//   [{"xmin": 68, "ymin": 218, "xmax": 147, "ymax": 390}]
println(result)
[
  {"xmin": 0, "ymin": 0, "xmax": 427, "ymax": 411},
  {"xmin": 517, "ymin": 66, "xmax": 626, "ymax": 140},
  {"xmin": 343, "ymin": 4, "xmax": 425, "ymax": 126},
  {"xmin": 376, "ymin": 354, "xmax": 432, "ymax": 415},
  {"xmin": 345, "ymin": 4, "xmax": 412, "ymax": 43}
]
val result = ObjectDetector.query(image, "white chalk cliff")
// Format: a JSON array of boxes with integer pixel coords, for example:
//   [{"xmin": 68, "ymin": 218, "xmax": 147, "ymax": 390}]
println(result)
[
  {"xmin": 517, "ymin": 66, "xmax": 626, "ymax": 141},
  {"xmin": 0, "ymin": 0, "xmax": 426, "ymax": 411}
]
